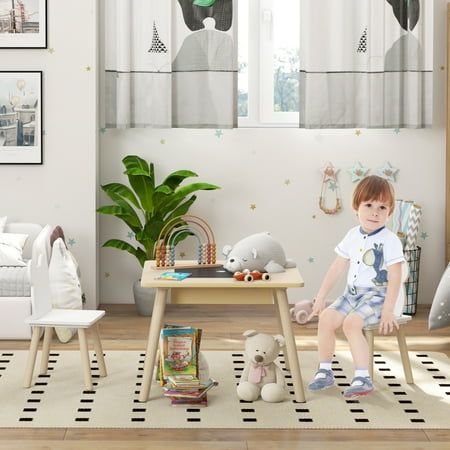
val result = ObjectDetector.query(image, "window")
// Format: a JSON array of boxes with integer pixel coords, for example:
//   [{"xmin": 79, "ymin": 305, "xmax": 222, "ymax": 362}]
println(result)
[{"xmin": 238, "ymin": 0, "xmax": 300, "ymax": 127}]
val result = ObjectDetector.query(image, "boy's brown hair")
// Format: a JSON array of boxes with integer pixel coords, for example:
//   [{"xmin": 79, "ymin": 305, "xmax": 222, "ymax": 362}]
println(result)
[{"xmin": 352, "ymin": 175, "xmax": 395, "ymax": 213}]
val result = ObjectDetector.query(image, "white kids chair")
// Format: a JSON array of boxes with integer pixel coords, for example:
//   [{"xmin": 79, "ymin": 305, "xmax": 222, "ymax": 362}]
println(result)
[
  {"xmin": 363, "ymin": 262, "xmax": 414, "ymax": 383},
  {"xmin": 23, "ymin": 246, "xmax": 107, "ymax": 391}
]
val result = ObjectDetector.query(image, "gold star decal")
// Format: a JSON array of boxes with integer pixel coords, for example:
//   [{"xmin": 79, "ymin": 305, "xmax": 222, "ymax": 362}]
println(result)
[
  {"xmin": 312, "ymin": 215, "xmax": 316, "ymax": 219},
  {"xmin": 180, "ymin": 252, "xmax": 186, "ymax": 258},
  {"xmin": 250, "ymin": 204, "xmax": 256, "ymax": 211},
  {"xmin": 48, "ymin": 48, "xmax": 55, "ymax": 54},
  {"xmin": 441, "ymin": 66, "xmax": 445, "ymax": 71},
  {"xmin": 284, "ymin": 179, "xmax": 291, "ymax": 186},
  {"xmin": 104, "ymin": 272, "xmax": 110, "ymax": 278},
  {"xmin": 160, "ymin": 139, "xmax": 166, "ymax": 144},
  {"xmin": 355, "ymin": 129, "xmax": 361, "ymax": 136},
  {"xmin": 85, "ymin": 66, "xmax": 91, "ymax": 72}
]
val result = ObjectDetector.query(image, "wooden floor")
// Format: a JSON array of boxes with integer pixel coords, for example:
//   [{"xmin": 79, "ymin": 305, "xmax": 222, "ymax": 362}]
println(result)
[{"xmin": 0, "ymin": 304, "xmax": 449, "ymax": 450}]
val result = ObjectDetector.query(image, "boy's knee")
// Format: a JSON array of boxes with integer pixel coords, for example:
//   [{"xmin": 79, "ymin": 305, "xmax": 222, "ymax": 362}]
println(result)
[
  {"xmin": 342, "ymin": 314, "xmax": 364, "ymax": 335},
  {"xmin": 318, "ymin": 309, "xmax": 342, "ymax": 330}
]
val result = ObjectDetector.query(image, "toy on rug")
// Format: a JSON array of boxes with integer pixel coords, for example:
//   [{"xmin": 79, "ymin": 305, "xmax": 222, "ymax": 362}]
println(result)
[
  {"xmin": 233, "ymin": 269, "xmax": 271, "ymax": 282},
  {"xmin": 223, "ymin": 232, "xmax": 296, "ymax": 274},
  {"xmin": 290, "ymin": 299, "xmax": 334, "ymax": 324},
  {"xmin": 236, "ymin": 329, "xmax": 286, "ymax": 403}
]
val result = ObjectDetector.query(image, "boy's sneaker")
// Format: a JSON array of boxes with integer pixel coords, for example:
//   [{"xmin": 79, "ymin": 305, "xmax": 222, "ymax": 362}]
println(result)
[
  {"xmin": 308, "ymin": 369, "xmax": 335, "ymax": 391},
  {"xmin": 343, "ymin": 376, "xmax": 374, "ymax": 398}
]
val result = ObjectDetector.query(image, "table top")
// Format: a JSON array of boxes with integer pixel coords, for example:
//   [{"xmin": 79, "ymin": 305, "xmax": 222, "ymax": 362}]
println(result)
[{"xmin": 141, "ymin": 260, "xmax": 304, "ymax": 289}]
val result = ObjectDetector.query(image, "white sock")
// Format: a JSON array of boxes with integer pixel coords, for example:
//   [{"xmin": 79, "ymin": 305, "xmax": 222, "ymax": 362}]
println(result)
[
  {"xmin": 315, "ymin": 362, "xmax": 332, "ymax": 379},
  {"xmin": 352, "ymin": 369, "xmax": 370, "ymax": 386}
]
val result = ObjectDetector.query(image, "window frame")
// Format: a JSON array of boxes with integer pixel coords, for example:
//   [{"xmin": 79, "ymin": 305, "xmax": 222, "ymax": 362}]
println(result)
[{"xmin": 238, "ymin": 0, "xmax": 299, "ymax": 128}]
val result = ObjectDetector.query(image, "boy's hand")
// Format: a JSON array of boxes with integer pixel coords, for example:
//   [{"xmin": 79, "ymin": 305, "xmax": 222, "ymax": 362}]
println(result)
[
  {"xmin": 378, "ymin": 309, "xmax": 399, "ymax": 335},
  {"xmin": 307, "ymin": 298, "xmax": 326, "ymax": 322}
]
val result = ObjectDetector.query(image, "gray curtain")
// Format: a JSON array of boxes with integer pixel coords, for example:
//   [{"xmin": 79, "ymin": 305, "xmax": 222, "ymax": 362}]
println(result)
[
  {"xmin": 104, "ymin": 0, "xmax": 237, "ymax": 129},
  {"xmin": 299, "ymin": 0, "xmax": 433, "ymax": 128}
]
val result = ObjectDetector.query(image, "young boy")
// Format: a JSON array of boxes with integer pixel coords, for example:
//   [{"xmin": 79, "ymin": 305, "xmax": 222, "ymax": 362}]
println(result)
[{"xmin": 307, "ymin": 175, "xmax": 405, "ymax": 398}]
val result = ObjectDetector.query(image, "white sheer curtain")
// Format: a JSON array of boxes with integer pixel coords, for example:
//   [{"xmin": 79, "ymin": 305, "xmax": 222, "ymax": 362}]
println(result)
[
  {"xmin": 299, "ymin": 0, "xmax": 433, "ymax": 128},
  {"xmin": 104, "ymin": 0, "xmax": 237, "ymax": 128}
]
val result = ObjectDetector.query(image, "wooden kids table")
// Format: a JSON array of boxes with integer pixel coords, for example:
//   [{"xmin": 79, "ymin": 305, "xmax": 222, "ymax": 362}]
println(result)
[{"xmin": 138, "ymin": 261, "xmax": 306, "ymax": 403}]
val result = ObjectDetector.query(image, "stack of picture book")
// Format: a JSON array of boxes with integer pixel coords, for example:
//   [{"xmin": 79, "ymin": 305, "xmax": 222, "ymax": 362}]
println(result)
[{"xmin": 158, "ymin": 325, "xmax": 218, "ymax": 407}]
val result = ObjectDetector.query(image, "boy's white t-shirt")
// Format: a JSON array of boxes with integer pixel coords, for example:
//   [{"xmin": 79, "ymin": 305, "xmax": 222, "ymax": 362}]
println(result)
[{"xmin": 335, "ymin": 226, "xmax": 405, "ymax": 291}]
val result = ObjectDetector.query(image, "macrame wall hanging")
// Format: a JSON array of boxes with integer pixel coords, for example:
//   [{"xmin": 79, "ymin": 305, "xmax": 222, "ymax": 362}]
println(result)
[{"xmin": 319, "ymin": 162, "xmax": 342, "ymax": 215}]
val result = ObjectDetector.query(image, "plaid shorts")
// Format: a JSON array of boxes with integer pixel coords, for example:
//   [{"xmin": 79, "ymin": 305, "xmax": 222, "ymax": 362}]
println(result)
[{"xmin": 327, "ymin": 285, "xmax": 387, "ymax": 326}]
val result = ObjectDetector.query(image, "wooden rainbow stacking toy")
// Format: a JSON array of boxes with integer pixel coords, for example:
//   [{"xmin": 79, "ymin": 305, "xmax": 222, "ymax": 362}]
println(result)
[{"xmin": 154, "ymin": 215, "xmax": 218, "ymax": 269}]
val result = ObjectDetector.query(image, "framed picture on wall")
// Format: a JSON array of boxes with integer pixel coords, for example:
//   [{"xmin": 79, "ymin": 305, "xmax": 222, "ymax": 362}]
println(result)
[
  {"xmin": 0, "ymin": 0, "xmax": 47, "ymax": 48},
  {"xmin": 0, "ymin": 71, "xmax": 42, "ymax": 164}
]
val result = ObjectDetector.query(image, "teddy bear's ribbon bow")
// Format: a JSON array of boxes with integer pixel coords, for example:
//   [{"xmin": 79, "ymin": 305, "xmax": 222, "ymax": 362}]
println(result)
[{"xmin": 248, "ymin": 364, "xmax": 267, "ymax": 383}]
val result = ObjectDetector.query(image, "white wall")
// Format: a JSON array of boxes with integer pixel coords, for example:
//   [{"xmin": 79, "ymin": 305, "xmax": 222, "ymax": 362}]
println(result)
[
  {"xmin": 100, "ymin": 1, "xmax": 448, "ymax": 307},
  {"xmin": 0, "ymin": 0, "xmax": 98, "ymax": 308}
]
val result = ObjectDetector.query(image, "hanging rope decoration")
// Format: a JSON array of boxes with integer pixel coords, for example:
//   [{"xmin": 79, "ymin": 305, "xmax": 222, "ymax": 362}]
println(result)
[{"xmin": 319, "ymin": 162, "xmax": 342, "ymax": 215}]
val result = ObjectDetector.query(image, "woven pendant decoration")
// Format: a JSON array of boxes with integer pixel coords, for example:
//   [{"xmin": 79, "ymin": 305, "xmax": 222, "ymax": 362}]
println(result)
[{"xmin": 319, "ymin": 162, "xmax": 342, "ymax": 215}]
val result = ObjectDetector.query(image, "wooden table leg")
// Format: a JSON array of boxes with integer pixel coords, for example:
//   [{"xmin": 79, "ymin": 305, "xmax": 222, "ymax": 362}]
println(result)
[
  {"xmin": 23, "ymin": 326, "xmax": 41, "ymax": 388},
  {"xmin": 78, "ymin": 328, "xmax": 93, "ymax": 391},
  {"xmin": 139, "ymin": 288, "xmax": 168, "ymax": 402},
  {"xmin": 273, "ymin": 291, "xmax": 290, "ymax": 371},
  {"xmin": 39, "ymin": 327, "xmax": 53, "ymax": 375},
  {"xmin": 274, "ymin": 288, "xmax": 306, "ymax": 403},
  {"xmin": 91, "ymin": 323, "xmax": 107, "ymax": 377}
]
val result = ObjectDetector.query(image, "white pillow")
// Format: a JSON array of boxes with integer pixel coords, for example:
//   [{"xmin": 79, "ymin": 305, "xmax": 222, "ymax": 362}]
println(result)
[
  {"xmin": 49, "ymin": 238, "xmax": 83, "ymax": 343},
  {"xmin": 0, "ymin": 216, "xmax": 6, "ymax": 233},
  {"xmin": 0, "ymin": 233, "xmax": 28, "ymax": 266}
]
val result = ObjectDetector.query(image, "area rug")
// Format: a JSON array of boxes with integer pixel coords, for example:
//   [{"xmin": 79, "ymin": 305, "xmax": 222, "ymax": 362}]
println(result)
[{"xmin": 0, "ymin": 350, "xmax": 449, "ymax": 429}]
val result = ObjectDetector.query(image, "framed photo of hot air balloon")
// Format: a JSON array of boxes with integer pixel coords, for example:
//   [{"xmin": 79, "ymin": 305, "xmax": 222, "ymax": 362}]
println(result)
[
  {"xmin": 0, "ymin": 71, "xmax": 42, "ymax": 164},
  {"xmin": 0, "ymin": 0, "xmax": 47, "ymax": 49}
]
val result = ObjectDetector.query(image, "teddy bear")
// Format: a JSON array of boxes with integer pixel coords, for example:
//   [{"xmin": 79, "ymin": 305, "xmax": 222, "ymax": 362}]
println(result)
[
  {"xmin": 289, "ymin": 299, "xmax": 334, "ymax": 324},
  {"xmin": 236, "ymin": 329, "xmax": 286, "ymax": 403},
  {"xmin": 223, "ymin": 232, "xmax": 296, "ymax": 274}
]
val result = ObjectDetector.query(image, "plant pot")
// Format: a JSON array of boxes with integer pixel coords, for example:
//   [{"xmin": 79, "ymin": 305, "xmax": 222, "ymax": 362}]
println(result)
[{"xmin": 133, "ymin": 280, "xmax": 156, "ymax": 316}]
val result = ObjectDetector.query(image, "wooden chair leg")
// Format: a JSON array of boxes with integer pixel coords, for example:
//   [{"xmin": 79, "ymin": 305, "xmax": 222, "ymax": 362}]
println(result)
[
  {"xmin": 364, "ymin": 329, "xmax": 375, "ymax": 380},
  {"xmin": 24, "ymin": 326, "xmax": 42, "ymax": 388},
  {"xmin": 91, "ymin": 323, "xmax": 107, "ymax": 377},
  {"xmin": 78, "ymin": 328, "xmax": 93, "ymax": 391},
  {"xmin": 39, "ymin": 327, "xmax": 53, "ymax": 375},
  {"xmin": 396, "ymin": 325, "xmax": 414, "ymax": 384}
]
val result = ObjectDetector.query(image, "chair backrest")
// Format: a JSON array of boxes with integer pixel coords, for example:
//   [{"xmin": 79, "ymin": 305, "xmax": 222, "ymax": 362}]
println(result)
[
  {"xmin": 393, "ymin": 262, "xmax": 409, "ymax": 317},
  {"xmin": 4, "ymin": 222, "xmax": 43, "ymax": 260},
  {"xmin": 30, "ymin": 250, "xmax": 52, "ymax": 320}
]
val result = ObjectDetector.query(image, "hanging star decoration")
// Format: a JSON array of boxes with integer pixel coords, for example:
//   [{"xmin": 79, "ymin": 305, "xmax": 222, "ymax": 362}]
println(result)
[
  {"xmin": 250, "ymin": 204, "xmax": 256, "ymax": 211},
  {"xmin": 376, "ymin": 161, "xmax": 398, "ymax": 182},
  {"xmin": 319, "ymin": 162, "xmax": 342, "ymax": 215},
  {"xmin": 348, "ymin": 161, "xmax": 369, "ymax": 183},
  {"xmin": 215, "ymin": 129, "xmax": 223, "ymax": 138}
]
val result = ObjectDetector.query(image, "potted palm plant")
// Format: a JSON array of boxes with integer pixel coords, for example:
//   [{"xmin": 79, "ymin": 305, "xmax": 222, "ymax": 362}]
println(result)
[{"xmin": 97, "ymin": 155, "xmax": 220, "ymax": 315}]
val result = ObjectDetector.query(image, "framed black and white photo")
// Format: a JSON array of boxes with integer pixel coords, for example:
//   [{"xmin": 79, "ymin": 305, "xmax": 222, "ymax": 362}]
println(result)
[
  {"xmin": 0, "ymin": 0, "xmax": 47, "ymax": 48},
  {"xmin": 0, "ymin": 71, "xmax": 42, "ymax": 164}
]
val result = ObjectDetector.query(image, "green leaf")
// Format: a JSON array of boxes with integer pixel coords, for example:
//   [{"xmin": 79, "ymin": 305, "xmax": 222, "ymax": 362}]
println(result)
[
  {"xmin": 127, "ymin": 174, "xmax": 155, "ymax": 213},
  {"xmin": 101, "ymin": 183, "xmax": 141, "ymax": 209},
  {"xmin": 161, "ymin": 183, "xmax": 220, "ymax": 216},
  {"xmin": 164, "ymin": 195, "xmax": 197, "ymax": 222},
  {"xmin": 161, "ymin": 170, "xmax": 198, "ymax": 191},
  {"xmin": 102, "ymin": 239, "xmax": 147, "ymax": 267},
  {"xmin": 153, "ymin": 185, "xmax": 174, "ymax": 211},
  {"xmin": 96, "ymin": 205, "xmax": 141, "ymax": 230},
  {"xmin": 122, "ymin": 155, "xmax": 151, "ymax": 177}
]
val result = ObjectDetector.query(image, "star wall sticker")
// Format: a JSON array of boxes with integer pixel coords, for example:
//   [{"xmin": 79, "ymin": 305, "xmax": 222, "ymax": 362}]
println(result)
[
  {"xmin": 284, "ymin": 179, "xmax": 291, "ymax": 186},
  {"xmin": 100, "ymin": 127, "xmax": 107, "ymax": 134},
  {"xmin": 48, "ymin": 48, "xmax": 55, "ymax": 54},
  {"xmin": 348, "ymin": 161, "xmax": 369, "ymax": 183},
  {"xmin": 104, "ymin": 272, "xmax": 110, "ymax": 278},
  {"xmin": 394, "ymin": 128, "xmax": 400, "ymax": 134},
  {"xmin": 312, "ymin": 215, "xmax": 316, "ymax": 219},
  {"xmin": 215, "ymin": 129, "xmax": 223, "ymax": 138},
  {"xmin": 160, "ymin": 139, "xmax": 166, "ymax": 144},
  {"xmin": 321, "ymin": 162, "xmax": 339, "ymax": 182},
  {"xmin": 85, "ymin": 66, "xmax": 92, "ymax": 72},
  {"xmin": 355, "ymin": 129, "xmax": 361, "ymax": 136},
  {"xmin": 127, "ymin": 231, "xmax": 135, "ymax": 239},
  {"xmin": 68, "ymin": 238, "xmax": 76, "ymax": 247},
  {"xmin": 308, "ymin": 257, "xmax": 315, "ymax": 263},
  {"xmin": 328, "ymin": 181, "xmax": 337, "ymax": 191},
  {"xmin": 420, "ymin": 232, "xmax": 428, "ymax": 240},
  {"xmin": 180, "ymin": 251, "xmax": 186, "ymax": 258},
  {"xmin": 376, "ymin": 161, "xmax": 398, "ymax": 182},
  {"xmin": 250, "ymin": 204, "xmax": 256, "ymax": 211}
]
